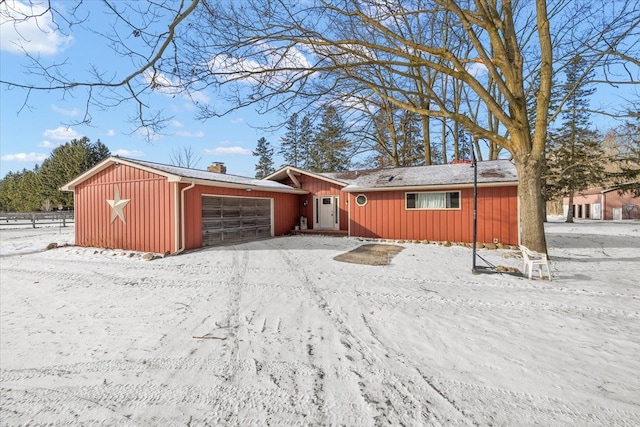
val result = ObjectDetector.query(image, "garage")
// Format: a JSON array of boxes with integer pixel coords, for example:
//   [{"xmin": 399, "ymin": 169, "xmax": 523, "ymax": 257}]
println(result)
[{"xmin": 202, "ymin": 196, "xmax": 272, "ymax": 246}]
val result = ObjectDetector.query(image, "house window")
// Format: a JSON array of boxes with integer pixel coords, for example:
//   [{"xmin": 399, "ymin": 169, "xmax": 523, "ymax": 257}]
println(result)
[
  {"xmin": 355, "ymin": 194, "xmax": 368, "ymax": 206},
  {"xmin": 406, "ymin": 191, "xmax": 460, "ymax": 210}
]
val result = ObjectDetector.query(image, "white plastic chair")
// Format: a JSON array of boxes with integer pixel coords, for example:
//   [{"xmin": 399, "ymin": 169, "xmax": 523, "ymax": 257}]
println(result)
[{"xmin": 519, "ymin": 245, "xmax": 551, "ymax": 280}]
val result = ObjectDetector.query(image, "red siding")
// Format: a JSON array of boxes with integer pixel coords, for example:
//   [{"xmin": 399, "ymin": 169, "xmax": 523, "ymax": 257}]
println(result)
[
  {"xmin": 602, "ymin": 191, "xmax": 640, "ymax": 220},
  {"xmin": 348, "ymin": 186, "xmax": 518, "ymax": 245},
  {"xmin": 181, "ymin": 184, "xmax": 299, "ymax": 250},
  {"xmin": 74, "ymin": 163, "xmax": 176, "ymax": 253},
  {"xmin": 564, "ymin": 190, "xmax": 640, "ymax": 220},
  {"xmin": 289, "ymin": 174, "xmax": 348, "ymax": 230}
]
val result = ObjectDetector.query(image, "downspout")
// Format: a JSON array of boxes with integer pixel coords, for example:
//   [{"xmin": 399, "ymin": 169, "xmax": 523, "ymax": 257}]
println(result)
[
  {"xmin": 175, "ymin": 181, "xmax": 196, "ymax": 254},
  {"xmin": 174, "ymin": 183, "xmax": 180, "ymax": 252}
]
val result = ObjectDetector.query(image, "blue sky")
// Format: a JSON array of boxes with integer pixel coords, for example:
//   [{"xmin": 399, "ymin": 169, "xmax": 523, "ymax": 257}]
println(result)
[
  {"xmin": 1, "ymin": 1, "xmax": 635, "ymax": 180},
  {"xmin": 0, "ymin": 1, "xmax": 284, "ymax": 179}
]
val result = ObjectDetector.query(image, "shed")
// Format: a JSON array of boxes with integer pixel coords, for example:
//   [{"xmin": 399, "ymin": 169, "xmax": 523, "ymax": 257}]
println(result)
[
  {"xmin": 563, "ymin": 187, "xmax": 640, "ymax": 220},
  {"xmin": 61, "ymin": 157, "xmax": 306, "ymax": 254}
]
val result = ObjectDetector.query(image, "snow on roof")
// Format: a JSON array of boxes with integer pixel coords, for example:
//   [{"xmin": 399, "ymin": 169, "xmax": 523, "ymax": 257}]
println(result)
[
  {"xmin": 340, "ymin": 160, "xmax": 517, "ymax": 191},
  {"xmin": 121, "ymin": 157, "xmax": 300, "ymax": 191}
]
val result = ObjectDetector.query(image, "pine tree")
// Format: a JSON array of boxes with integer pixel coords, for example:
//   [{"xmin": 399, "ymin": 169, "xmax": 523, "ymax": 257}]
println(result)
[
  {"xmin": 0, "ymin": 137, "xmax": 110, "ymax": 211},
  {"xmin": 299, "ymin": 114, "xmax": 314, "ymax": 170},
  {"xmin": 310, "ymin": 105, "xmax": 351, "ymax": 172},
  {"xmin": 609, "ymin": 116, "xmax": 640, "ymax": 196},
  {"xmin": 398, "ymin": 110, "xmax": 424, "ymax": 166},
  {"xmin": 253, "ymin": 136, "xmax": 275, "ymax": 179},
  {"xmin": 38, "ymin": 137, "xmax": 111, "ymax": 208},
  {"xmin": 279, "ymin": 113, "xmax": 301, "ymax": 167},
  {"xmin": 545, "ymin": 55, "xmax": 606, "ymax": 223}
]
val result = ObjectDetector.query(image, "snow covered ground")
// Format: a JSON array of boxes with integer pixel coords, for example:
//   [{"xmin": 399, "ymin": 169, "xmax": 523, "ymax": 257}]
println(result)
[{"xmin": 1, "ymin": 220, "xmax": 639, "ymax": 426}]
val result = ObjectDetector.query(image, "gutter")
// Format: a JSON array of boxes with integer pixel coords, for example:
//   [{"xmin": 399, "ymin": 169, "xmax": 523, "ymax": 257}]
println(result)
[
  {"xmin": 342, "ymin": 181, "xmax": 519, "ymax": 193},
  {"xmin": 174, "ymin": 181, "xmax": 196, "ymax": 254}
]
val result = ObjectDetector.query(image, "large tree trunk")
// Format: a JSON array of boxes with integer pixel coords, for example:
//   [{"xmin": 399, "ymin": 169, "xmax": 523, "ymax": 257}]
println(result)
[
  {"xmin": 566, "ymin": 191, "xmax": 575, "ymax": 223},
  {"xmin": 513, "ymin": 156, "xmax": 548, "ymax": 254}
]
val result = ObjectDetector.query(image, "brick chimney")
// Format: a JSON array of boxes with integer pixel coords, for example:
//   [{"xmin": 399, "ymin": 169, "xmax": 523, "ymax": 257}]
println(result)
[{"xmin": 207, "ymin": 162, "xmax": 227, "ymax": 174}]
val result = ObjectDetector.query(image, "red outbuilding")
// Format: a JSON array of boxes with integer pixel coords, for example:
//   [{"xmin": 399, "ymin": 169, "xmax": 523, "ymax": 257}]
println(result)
[
  {"xmin": 62, "ymin": 157, "xmax": 520, "ymax": 253},
  {"xmin": 562, "ymin": 187, "xmax": 640, "ymax": 220}
]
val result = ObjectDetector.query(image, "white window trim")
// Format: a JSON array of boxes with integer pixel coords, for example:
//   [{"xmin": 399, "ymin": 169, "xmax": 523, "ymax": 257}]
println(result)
[
  {"xmin": 355, "ymin": 194, "xmax": 368, "ymax": 207},
  {"xmin": 405, "ymin": 191, "xmax": 461, "ymax": 210}
]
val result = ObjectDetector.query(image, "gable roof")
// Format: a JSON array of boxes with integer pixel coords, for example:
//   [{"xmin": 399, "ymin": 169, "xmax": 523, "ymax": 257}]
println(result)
[
  {"xmin": 61, "ymin": 156, "xmax": 307, "ymax": 194},
  {"xmin": 264, "ymin": 166, "xmax": 349, "ymax": 187}
]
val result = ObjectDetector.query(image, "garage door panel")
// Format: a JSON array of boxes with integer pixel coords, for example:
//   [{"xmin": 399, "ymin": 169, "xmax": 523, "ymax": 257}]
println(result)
[{"xmin": 202, "ymin": 196, "xmax": 272, "ymax": 246}]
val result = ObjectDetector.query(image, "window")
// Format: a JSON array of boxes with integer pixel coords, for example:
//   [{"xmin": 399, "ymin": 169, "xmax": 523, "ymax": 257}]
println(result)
[
  {"xmin": 355, "ymin": 194, "xmax": 368, "ymax": 206},
  {"xmin": 406, "ymin": 191, "xmax": 460, "ymax": 210}
]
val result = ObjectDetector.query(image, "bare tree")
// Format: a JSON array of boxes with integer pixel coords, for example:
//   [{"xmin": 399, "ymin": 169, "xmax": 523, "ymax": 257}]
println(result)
[
  {"xmin": 170, "ymin": 146, "xmax": 201, "ymax": 169},
  {"xmin": 1, "ymin": 0, "xmax": 639, "ymax": 252}
]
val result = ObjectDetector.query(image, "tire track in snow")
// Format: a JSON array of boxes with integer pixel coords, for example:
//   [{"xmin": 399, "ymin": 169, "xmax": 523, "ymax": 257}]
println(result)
[
  {"xmin": 423, "ymin": 377, "xmax": 640, "ymax": 426},
  {"xmin": 266, "ymin": 241, "xmax": 471, "ymax": 426},
  {"xmin": 237, "ymin": 281, "xmax": 640, "ymax": 320}
]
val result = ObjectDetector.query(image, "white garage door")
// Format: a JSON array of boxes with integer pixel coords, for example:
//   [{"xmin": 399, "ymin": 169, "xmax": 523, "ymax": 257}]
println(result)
[{"xmin": 202, "ymin": 196, "xmax": 271, "ymax": 246}]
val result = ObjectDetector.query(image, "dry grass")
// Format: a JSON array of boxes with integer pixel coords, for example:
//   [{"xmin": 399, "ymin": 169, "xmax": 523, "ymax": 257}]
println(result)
[{"xmin": 334, "ymin": 244, "xmax": 405, "ymax": 266}]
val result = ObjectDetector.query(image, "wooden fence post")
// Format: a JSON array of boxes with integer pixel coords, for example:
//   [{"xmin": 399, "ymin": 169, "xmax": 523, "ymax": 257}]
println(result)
[{"xmin": 31, "ymin": 213, "xmax": 36, "ymax": 228}]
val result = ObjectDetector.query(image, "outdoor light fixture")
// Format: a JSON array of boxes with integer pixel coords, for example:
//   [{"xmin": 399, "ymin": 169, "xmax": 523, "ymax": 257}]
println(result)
[
  {"xmin": 246, "ymin": 188, "xmax": 252, "ymax": 192},
  {"xmin": 303, "ymin": 199, "xmax": 308, "ymax": 206}
]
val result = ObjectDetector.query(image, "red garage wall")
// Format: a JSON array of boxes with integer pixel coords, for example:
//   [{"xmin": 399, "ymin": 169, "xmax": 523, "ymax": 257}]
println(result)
[
  {"xmin": 181, "ymin": 184, "xmax": 300, "ymax": 249},
  {"xmin": 74, "ymin": 163, "xmax": 176, "ymax": 253},
  {"xmin": 348, "ymin": 185, "xmax": 518, "ymax": 245}
]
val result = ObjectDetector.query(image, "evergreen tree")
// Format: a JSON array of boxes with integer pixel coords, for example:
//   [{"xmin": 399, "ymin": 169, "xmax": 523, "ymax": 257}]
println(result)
[
  {"xmin": 0, "ymin": 137, "xmax": 109, "ymax": 211},
  {"xmin": 299, "ymin": 114, "xmax": 314, "ymax": 170},
  {"xmin": 545, "ymin": 55, "xmax": 606, "ymax": 223},
  {"xmin": 253, "ymin": 136, "xmax": 275, "ymax": 179},
  {"xmin": 0, "ymin": 169, "xmax": 40, "ymax": 211},
  {"xmin": 309, "ymin": 105, "xmax": 351, "ymax": 172},
  {"xmin": 279, "ymin": 113, "xmax": 301, "ymax": 167},
  {"xmin": 398, "ymin": 110, "xmax": 424, "ymax": 166},
  {"xmin": 609, "ymin": 116, "xmax": 640, "ymax": 196},
  {"xmin": 38, "ymin": 137, "xmax": 111, "ymax": 208}
]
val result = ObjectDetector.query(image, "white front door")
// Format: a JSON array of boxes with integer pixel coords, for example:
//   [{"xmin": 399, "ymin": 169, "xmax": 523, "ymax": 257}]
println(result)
[{"xmin": 316, "ymin": 196, "xmax": 339, "ymax": 229}]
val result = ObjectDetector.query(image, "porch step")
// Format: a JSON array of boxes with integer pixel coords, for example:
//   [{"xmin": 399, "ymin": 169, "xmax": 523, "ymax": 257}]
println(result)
[{"xmin": 292, "ymin": 229, "xmax": 348, "ymax": 237}]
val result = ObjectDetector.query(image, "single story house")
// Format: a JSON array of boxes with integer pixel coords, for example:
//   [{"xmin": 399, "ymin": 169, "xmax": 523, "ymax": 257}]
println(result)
[
  {"xmin": 563, "ymin": 187, "xmax": 640, "ymax": 220},
  {"xmin": 61, "ymin": 157, "xmax": 519, "ymax": 253}
]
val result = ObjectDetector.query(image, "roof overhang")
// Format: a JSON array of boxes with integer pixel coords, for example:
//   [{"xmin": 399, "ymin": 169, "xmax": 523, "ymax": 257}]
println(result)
[
  {"xmin": 342, "ymin": 181, "xmax": 519, "ymax": 192},
  {"xmin": 175, "ymin": 177, "xmax": 308, "ymax": 194},
  {"xmin": 265, "ymin": 166, "xmax": 348, "ymax": 187},
  {"xmin": 61, "ymin": 156, "xmax": 308, "ymax": 195},
  {"xmin": 61, "ymin": 157, "xmax": 184, "ymax": 191}
]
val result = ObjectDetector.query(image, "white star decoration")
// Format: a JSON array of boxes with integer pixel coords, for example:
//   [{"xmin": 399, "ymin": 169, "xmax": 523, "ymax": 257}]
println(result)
[{"xmin": 107, "ymin": 186, "xmax": 131, "ymax": 224}]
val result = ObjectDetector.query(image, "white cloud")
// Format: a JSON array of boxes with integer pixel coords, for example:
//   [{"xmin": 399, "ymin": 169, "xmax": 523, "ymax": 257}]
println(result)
[
  {"xmin": 42, "ymin": 126, "xmax": 81, "ymax": 141},
  {"xmin": 0, "ymin": 0, "xmax": 73, "ymax": 55},
  {"xmin": 466, "ymin": 62, "xmax": 489, "ymax": 77},
  {"xmin": 113, "ymin": 149, "xmax": 144, "ymax": 157},
  {"xmin": 230, "ymin": 118, "xmax": 244, "ymax": 124},
  {"xmin": 170, "ymin": 120, "xmax": 184, "ymax": 128},
  {"xmin": 204, "ymin": 146, "xmax": 252, "ymax": 155},
  {"xmin": 1, "ymin": 152, "xmax": 47, "ymax": 162},
  {"xmin": 175, "ymin": 130, "xmax": 205, "ymax": 138},
  {"xmin": 143, "ymin": 70, "xmax": 211, "ymax": 104},
  {"xmin": 208, "ymin": 42, "xmax": 314, "ymax": 86},
  {"xmin": 51, "ymin": 104, "xmax": 80, "ymax": 117},
  {"xmin": 106, "ymin": 130, "xmax": 115, "ymax": 137},
  {"xmin": 37, "ymin": 140, "xmax": 56, "ymax": 148}
]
